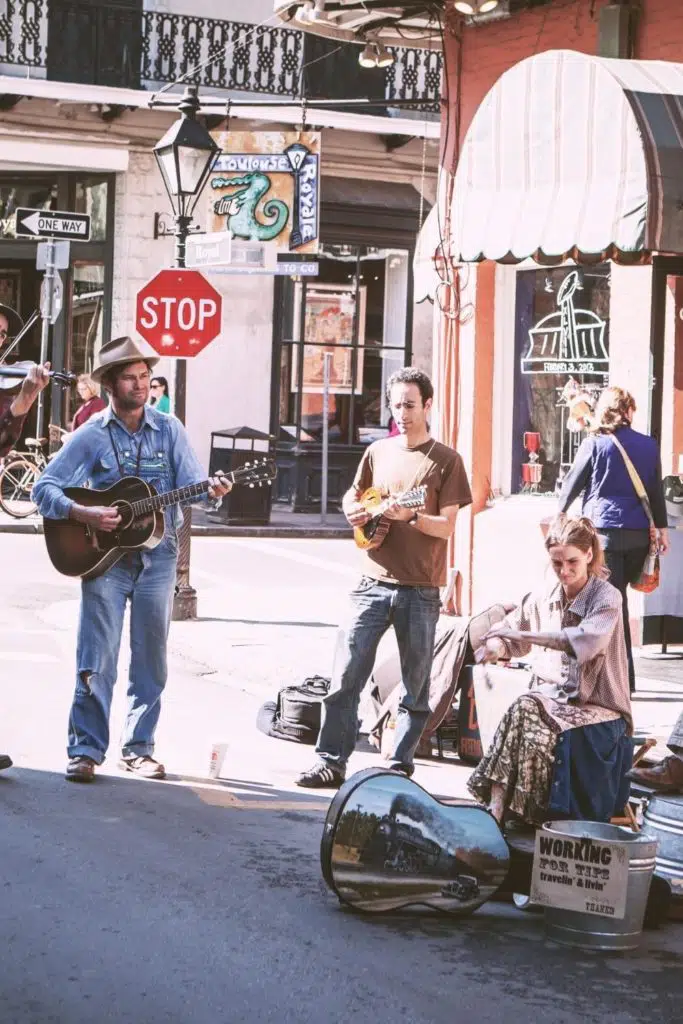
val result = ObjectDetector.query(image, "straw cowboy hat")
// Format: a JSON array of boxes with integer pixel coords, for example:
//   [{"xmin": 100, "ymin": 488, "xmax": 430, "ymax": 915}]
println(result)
[
  {"xmin": 91, "ymin": 335, "xmax": 159, "ymax": 382},
  {"xmin": 0, "ymin": 303, "xmax": 24, "ymax": 338}
]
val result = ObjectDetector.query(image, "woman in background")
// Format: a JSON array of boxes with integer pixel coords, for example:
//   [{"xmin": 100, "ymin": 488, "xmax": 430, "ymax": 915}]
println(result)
[
  {"xmin": 558, "ymin": 387, "xmax": 667, "ymax": 693},
  {"xmin": 71, "ymin": 374, "xmax": 106, "ymax": 430},
  {"xmin": 150, "ymin": 376, "xmax": 170, "ymax": 413}
]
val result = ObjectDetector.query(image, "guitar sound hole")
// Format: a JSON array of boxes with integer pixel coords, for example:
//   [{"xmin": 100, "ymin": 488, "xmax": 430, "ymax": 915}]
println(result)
[
  {"xmin": 363, "ymin": 520, "xmax": 379, "ymax": 540},
  {"xmin": 113, "ymin": 500, "xmax": 134, "ymax": 530}
]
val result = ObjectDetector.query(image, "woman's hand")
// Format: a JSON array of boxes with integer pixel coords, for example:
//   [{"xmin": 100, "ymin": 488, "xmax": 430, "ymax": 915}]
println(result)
[
  {"xmin": 474, "ymin": 637, "xmax": 508, "ymax": 664},
  {"xmin": 483, "ymin": 625, "xmax": 526, "ymax": 646},
  {"xmin": 657, "ymin": 528, "xmax": 669, "ymax": 555}
]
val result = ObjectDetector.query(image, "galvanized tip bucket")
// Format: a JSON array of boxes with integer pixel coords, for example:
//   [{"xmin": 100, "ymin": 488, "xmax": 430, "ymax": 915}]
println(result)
[{"xmin": 541, "ymin": 820, "xmax": 658, "ymax": 952}]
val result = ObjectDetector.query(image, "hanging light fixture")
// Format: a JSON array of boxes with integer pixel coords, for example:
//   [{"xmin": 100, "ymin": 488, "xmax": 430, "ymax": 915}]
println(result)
[
  {"xmin": 359, "ymin": 42, "xmax": 379, "ymax": 69},
  {"xmin": 374, "ymin": 43, "xmax": 395, "ymax": 69},
  {"xmin": 453, "ymin": 0, "xmax": 500, "ymax": 14},
  {"xmin": 358, "ymin": 41, "xmax": 395, "ymax": 69}
]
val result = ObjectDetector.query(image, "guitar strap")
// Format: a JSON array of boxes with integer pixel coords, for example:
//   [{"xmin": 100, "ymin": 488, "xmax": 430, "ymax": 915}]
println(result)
[{"xmin": 107, "ymin": 422, "xmax": 144, "ymax": 480}]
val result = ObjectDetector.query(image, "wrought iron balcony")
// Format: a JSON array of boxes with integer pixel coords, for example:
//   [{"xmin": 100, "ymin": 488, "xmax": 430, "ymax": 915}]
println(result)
[{"xmin": 0, "ymin": 1, "xmax": 441, "ymax": 114}]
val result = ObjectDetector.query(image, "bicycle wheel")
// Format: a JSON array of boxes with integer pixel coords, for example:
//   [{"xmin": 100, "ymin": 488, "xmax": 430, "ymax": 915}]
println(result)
[{"xmin": 0, "ymin": 457, "xmax": 39, "ymax": 518}]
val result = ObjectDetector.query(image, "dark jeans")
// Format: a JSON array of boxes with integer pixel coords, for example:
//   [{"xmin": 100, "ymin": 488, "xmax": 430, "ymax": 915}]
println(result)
[
  {"xmin": 598, "ymin": 529, "xmax": 650, "ymax": 694},
  {"xmin": 316, "ymin": 577, "xmax": 441, "ymax": 771}
]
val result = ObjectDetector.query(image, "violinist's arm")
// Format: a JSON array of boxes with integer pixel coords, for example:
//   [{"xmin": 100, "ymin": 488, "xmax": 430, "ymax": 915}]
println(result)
[{"xmin": 9, "ymin": 363, "xmax": 51, "ymax": 418}]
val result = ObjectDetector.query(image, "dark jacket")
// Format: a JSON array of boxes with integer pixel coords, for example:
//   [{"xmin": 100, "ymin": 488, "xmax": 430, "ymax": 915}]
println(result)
[
  {"xmin": 0, "ymin": 393, "xmax": 26, "ymax": 459},
  {"xmin": 558, "ymin": 425, "xmax": 667, "ymax": 530}
]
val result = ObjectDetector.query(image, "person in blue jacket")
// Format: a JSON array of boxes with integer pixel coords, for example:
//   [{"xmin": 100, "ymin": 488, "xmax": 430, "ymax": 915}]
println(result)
[{"xmin": 558, "ymin": 387, "xmax": 668, "ymax": 693}]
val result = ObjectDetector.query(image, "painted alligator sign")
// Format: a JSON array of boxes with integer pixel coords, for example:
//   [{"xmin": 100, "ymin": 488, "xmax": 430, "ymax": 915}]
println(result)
[{"xmin": 209, "ymin": 131, "xmax": 320, "ymax": 255}]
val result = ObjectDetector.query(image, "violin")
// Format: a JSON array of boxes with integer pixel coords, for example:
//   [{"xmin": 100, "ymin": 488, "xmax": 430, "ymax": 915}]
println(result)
[{"xmin": 0, "ymin": 362, "xmax": 77, "ymax": 390}]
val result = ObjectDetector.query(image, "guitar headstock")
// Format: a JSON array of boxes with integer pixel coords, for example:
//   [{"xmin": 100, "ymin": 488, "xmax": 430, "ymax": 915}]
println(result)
[
  {"xmin": 399, "ymin": 485, "xmax": 427, "ymax": 509},
  {"xmin": 231, "ymin": 458, "xmax": 278, "ymax": 488}
]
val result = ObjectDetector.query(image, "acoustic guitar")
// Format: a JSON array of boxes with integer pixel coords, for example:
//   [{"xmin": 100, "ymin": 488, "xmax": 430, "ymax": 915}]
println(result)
[
  {"xmin": 353, "ymin": 485, "xmax": 427, "ymax": 551},
  {"xmin": 43, "ymin": 458, "xmax": 277, "ymax": 581}
]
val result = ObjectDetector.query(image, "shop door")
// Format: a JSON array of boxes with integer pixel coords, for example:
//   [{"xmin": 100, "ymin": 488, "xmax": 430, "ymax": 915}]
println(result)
[{"xmin": 46, "ymin": 0, "xmax": 143, "ymax": 88}]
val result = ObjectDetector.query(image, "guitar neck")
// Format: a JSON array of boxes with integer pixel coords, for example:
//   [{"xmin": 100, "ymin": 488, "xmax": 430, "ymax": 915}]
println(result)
[{"xmin": 130, "ymin": 474, "xmax": 235, "ymax": 518}]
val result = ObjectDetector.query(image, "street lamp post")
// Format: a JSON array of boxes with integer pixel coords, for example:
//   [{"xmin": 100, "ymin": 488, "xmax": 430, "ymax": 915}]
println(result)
[{"xmin": 154, "ymin": 84, "xmax": 220, "ymax": 620}]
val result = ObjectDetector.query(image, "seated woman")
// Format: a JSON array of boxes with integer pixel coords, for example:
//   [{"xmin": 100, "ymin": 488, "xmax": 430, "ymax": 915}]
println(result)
[{"xmin": 467, "ymin": 515, "xmax": 633, "ymax": 827}]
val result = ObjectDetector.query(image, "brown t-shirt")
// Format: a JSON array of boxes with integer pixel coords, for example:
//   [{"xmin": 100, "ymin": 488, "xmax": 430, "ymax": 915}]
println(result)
[{"xmin": 351, "ymin": 437, "xmax": 472, "ymax": 587}]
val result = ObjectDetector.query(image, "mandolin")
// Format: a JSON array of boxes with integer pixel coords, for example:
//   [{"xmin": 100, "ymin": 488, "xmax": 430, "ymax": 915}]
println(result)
[
  {"xmin": 43, "ymin": 458, "xmax": 277, "ymax": 581},
  {"xmin": 353, "ymin": 485, "xmax": 427, "ymax": 551}
]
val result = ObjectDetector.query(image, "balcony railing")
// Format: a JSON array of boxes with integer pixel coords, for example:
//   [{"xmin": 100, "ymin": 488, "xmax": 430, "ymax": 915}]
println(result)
[{"xmin": 0, "ymin": 1, "xmax": 441, "ymax": 113}]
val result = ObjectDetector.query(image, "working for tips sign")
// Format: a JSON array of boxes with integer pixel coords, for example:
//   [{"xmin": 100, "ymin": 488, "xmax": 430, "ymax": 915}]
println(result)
[{"xmin": 530, "ymin": 831, "xmax": 630, "ymax": 919}]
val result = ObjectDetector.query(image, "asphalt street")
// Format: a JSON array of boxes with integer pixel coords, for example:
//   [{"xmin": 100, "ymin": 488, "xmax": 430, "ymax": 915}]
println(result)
[{"xmin": 1, "ymin": 533, "xmax": 682, "ymax": 1024}]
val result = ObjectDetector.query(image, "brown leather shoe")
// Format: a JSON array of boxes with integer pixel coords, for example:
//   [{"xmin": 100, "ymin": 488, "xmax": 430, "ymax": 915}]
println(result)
[
  {"xmin": 118, "ymin": 755, "xmax": 166, "ymax": 780},
  {"xmin": 627, "ymin": 755, "xmax": 683, "ymax": 793},
  {"xmin": 66, "ymin": 756, "xmax": 96, "ymax": 783}
]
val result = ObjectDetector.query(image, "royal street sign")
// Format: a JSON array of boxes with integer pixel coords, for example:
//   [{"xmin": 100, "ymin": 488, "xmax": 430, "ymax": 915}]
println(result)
[{"xmin": 15, "ymin": 207, "xmax": 91, "ymax": 241}]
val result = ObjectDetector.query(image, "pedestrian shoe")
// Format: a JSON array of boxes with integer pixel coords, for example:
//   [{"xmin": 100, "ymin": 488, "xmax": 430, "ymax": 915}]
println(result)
[
  {"xmin": 65, "ymin": 756, "xmax": 96, "ymax": 783},
  {"xmin": 295, "ymin": 763, "xmax": 345, "ymax": 789},
  {"xmin": 0, "ymin": 754, "xmax": 13, "ymax": 771},
  {"xmin": 386, "ymin": 762, "xmax": 415, "ymax": 778},
  {"xmin": 118, "ymin": 755, "xmax": 166, "ymax": 780},
  {"xmin": 627, "ymin": 755, "xmax": 683, "ymax": 794}
]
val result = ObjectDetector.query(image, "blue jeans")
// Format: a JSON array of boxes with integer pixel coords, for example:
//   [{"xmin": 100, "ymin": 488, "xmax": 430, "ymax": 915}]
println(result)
[
  {"xmin": 68, "ymin": 545, "xmax": 177, "ymax": 763},
  {"xmin": 317, "ymin": 576, "xmax": 441, "ymax": 772}
]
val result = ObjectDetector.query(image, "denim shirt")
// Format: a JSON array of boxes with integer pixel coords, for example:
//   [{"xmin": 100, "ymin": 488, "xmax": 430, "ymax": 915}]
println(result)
[{"xmin": 32, "ymin": 404, "xmax": 207, "ymax": 543}]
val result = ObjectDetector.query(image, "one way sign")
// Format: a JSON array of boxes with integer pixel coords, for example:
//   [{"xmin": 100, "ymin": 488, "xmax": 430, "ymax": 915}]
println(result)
[{"xmin": 15, "ymin": 207, "xmax": 91, "ymax": 241}]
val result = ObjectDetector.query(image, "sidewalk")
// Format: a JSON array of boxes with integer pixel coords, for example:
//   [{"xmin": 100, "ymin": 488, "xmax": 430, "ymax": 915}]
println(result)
[{"xmin": 0, "ymin": 506, "xmax": 352, "ymax": 538}]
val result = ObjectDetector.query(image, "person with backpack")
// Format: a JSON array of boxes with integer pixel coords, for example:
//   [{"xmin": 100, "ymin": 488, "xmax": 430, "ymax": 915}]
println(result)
[{"xmin": 295, "ymin": 367, "xmax": 472, "ymax": 789}]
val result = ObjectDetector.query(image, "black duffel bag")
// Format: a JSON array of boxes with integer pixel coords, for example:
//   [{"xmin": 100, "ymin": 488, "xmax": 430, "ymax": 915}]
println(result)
[{"xmin": 256, "ymin": 675, "xmax": 331, "ymax": 744}]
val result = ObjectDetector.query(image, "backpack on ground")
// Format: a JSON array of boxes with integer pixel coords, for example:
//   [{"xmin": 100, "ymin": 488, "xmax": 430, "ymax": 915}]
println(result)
[{"xmin": 256, "ymin": 676, "xmax": 331, "ymax": 744}]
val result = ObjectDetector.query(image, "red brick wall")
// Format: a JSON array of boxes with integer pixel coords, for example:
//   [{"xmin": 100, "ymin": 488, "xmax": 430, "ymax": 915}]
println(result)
[{"xmin": 442, "ymin": 0, "xmax": 683, "ymax": 173}]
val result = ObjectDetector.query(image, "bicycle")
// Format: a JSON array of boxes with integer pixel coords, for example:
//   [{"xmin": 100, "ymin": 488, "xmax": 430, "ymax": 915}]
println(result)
[{"xmin": 0, "ymin": 432, "xmax": 66, "ymax": 519}]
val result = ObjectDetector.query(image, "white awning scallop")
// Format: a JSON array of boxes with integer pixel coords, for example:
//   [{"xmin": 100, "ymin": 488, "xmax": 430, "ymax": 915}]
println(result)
[{"xmin": 447, "ymin": 50, "xmax": 683, "ymax": 264}]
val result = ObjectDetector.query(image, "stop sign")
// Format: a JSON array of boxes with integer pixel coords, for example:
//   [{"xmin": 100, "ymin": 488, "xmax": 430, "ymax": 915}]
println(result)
[{"xmin": 135, "ymin": 269, "xmax": 222, "ymax": 358}]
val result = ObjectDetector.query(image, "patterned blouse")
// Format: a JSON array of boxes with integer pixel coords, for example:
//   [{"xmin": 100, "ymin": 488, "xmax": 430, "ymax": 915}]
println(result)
[{"xmin": 499, "ymin": 574, "xmax": 633, "ymax": 735}]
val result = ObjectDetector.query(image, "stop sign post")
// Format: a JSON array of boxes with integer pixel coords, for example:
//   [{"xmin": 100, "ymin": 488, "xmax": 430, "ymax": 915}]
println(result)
[{"xmin": 135, "ymin": 269, "xmax": 222, "ymax": 358}]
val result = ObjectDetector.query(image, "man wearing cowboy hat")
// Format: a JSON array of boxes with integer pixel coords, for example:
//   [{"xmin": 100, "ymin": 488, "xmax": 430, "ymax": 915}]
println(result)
[
  {"xmin": 0, "ymin": 303, "xmax": 50, "ymax": 773},
  {"xmin": 33, "ymin": 336, "xmax": 231, "ymax": 783}
]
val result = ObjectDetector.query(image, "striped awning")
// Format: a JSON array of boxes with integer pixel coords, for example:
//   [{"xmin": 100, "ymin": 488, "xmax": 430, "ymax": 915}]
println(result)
[{"xmin": 448, "ymin": 50, "xmax": 683, "ymax": 265}]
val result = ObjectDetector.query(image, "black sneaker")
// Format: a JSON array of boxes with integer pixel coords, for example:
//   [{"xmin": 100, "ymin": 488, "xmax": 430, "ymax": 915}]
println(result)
[
  {"xmin": 0, "ymin": 754, "xmax": 12, "ymax": 771},
  {"xmin": 386, "ymin": 762, "xmax": 415, "ymax": 778},
  {"xmin": 295, "ymin": 763, "xmax": 345, "ymax": 789}
]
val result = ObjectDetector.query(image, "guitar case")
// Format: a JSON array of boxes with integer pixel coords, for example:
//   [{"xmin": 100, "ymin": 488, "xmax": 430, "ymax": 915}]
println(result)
[{"xmin": 321, "ymin": 769, "xmax": 673, "ymax": 926}]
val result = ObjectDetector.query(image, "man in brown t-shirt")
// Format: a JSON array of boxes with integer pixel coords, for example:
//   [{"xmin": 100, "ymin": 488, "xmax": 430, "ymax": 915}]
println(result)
[{"xmin": 296, "ymin": 367, "xmax": 472, "ymax": 788}]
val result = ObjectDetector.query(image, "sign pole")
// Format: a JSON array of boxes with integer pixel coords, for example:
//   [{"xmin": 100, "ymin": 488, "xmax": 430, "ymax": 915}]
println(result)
[
  {"xmin": 172, "ymin": 214, "xmax": 197, "ymax": 621},
  {"xmin": 321, "ymin": 351, "xmax": 332, "ymax": 525},
  {"xmin": 36, "ymin": 237, "xmax": 56, "ymax": 440}
]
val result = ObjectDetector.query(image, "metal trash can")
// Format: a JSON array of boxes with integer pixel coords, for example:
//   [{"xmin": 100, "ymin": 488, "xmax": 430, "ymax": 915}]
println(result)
[
  {"xmin": 208, "ymin": 426, "xmax": 274, "ymax": 525},
  {"xmin": 542, "ymin": 820, "xmax": 658, "ymax": 952},
  {"xmin": 643, "ymin": 794, "xmax": 683, "ymax": 903}
]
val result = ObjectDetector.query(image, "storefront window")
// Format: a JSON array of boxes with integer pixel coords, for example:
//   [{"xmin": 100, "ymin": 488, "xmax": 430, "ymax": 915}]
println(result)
[
  {"xmin": 512, "ymin": 265, "xmax": 610, "ymax": 494},
  {"xmin": 0, "ymin": 180, "xmax": 58, "ymax": 240},
  {"xmin": 278, "ymin": 244, "xmax": 409, "ymax": 445},
  {"xmin": 74, "ymin": 178, "xmax": 109, "ymax": 241},
  {"xmin": 69, "ymin": 262, "xmax": 105, "ymax": 377}
]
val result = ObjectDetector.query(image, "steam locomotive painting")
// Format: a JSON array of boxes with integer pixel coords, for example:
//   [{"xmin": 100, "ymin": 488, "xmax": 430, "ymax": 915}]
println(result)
[{"xmin": 321, "ymin": 769, "xmax": 510, "ymax": 914}]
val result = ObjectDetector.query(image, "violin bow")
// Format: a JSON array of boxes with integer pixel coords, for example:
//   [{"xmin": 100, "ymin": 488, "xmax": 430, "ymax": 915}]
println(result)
[{"xmin": 0, "ymin": 309, "xmax": 40, "ymax": 365}]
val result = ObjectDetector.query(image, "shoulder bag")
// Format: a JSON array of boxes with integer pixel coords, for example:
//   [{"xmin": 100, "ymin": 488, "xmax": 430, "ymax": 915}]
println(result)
[{"xmin": 610, "ymin": 434, "xmax": 660, "ymax": 593}]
